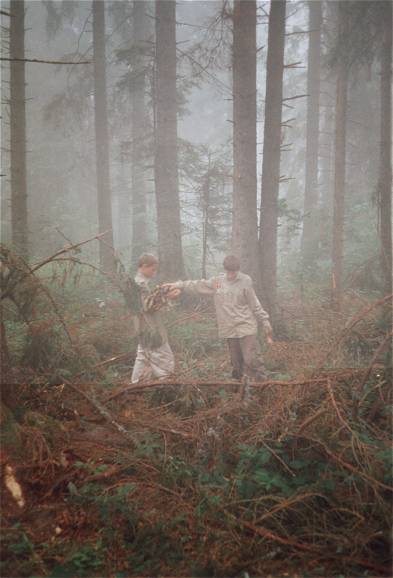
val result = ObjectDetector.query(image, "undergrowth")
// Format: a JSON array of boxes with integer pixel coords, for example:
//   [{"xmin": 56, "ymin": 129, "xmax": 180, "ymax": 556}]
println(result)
[{"xmin": 1, "ymin": 263, "xmax": 392, "ymax": 577}]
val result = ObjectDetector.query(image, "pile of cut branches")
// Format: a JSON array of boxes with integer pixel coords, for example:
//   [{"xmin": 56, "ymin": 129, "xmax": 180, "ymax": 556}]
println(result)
[
  {"xmin": 1, "ymin": 242, "xmax": 392, "ymax": 577},
  {"xmin": 2, "ymin": 363, "xmax": 391, "ymax": 577}
]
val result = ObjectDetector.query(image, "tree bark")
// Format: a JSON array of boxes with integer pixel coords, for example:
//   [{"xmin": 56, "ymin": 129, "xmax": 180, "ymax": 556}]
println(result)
[
  {"xmin": 259, "ymin": 0, "xmax": 286, "ymax": 313},
  {"xmin": 117, "ymin": 141, "xmax": 131, "ymax": 254},
  {"xmin": 320, "ymin": 96, "xmax": 334, "ymax": 196},
  {"xmin": 232, "ymin": 0, "xmax": 258, "ymax": 283},
  {"xmin": 331, "ymin": 2, "xmax": 349, "ymax": 311},
  {"xmin": 318, "ymin": 91, "xmax": 335, "ymax": 257},
  {"xmin": 131, "ymin": 0, "xmax": 149, "ymax": 265},
  {"xmin": 0, "ymin": 304, "xmax": 10, "ymax": 385},
  {"xmin": 93, "ymin": 0, "xmax": 115, "ymax": 273},
  {"xmin": 379, "ymin": 0, "xmax": 392, "ymax": 298},
  {"xmin": 154, "ymin": 0, "xmax": 184, "ymax": 280},
  {"xmin": 201, "ymin": 153, "xmax": 211, "ymax": 278},
  {"xmin": 10, "ymin": 0, "xmax": 28, "ymax": 259},
  {"xmin": 301, "ymin": 0, "xmax": 322, "ymax": 269}
]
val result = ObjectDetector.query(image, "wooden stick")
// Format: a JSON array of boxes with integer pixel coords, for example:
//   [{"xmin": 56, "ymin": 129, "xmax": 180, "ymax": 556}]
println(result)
[
  {"xmin": 103, "ymin": 377, "xmax": 329, "ymax": 402},
  {"xmin": 30, "ymin": 230, "xmax": 110, "ymax": 273},
  {"xmin": 64, "ymin": 381, "xmax": 137, "ymax": 445},
  {"xmin": 302, "ymin": 436, "xmax": 393, "ymax": 493}
]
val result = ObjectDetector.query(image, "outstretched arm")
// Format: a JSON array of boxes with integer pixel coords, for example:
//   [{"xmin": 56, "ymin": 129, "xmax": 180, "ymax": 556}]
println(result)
[{"xmin": 166, "ymin": 277, "xmax": 218, "ymax": 297}]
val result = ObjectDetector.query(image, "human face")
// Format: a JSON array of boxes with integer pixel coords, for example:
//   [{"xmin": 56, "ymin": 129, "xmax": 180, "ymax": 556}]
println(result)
[
  {"xmin": 225, "ymin": 269, "xmax": 239, "ymax": 281},
  {"xmin": 140, "ymin": 263, "xmax": 158, "ymax": 278}
]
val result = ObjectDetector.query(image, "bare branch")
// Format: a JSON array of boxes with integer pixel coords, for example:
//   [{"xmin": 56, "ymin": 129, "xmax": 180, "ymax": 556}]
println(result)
[{"xmin": 0, "ymin": 57, "xmax": 91, "ymax": 64}]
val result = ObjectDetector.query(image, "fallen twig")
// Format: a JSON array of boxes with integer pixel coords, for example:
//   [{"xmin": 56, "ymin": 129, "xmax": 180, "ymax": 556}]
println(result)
[
  {"xmin": 312, "ymin": 294, "xmax": 392, "ymax": 374},
  {"xmin": 357, "ymin": 329, "xmax": 393, "ymax": 391},
  {"xmin": 63, "ymin": 380, "xmax": 137, "ymax": 445},
  {"xmin": 297, "ymin": 408, "xmax": 327, "ymax": 435},
  {"xmin": 103, "ymin": 377, "xmax": 329, "ymax": 402},
  {"xmin": 227, "ymin": 510, "xmax": 316, "ymax": 552},
  {"xmin": 303, "ymin": 436, "xmax": 393, "ymax": 493}
]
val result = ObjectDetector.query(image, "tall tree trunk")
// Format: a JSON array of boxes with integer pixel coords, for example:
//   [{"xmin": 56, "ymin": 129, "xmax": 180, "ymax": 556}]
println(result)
[
  {"xmin": 201, "ymin": 153, "xmax": 211, "ymax": 278},
  {"xmin": 0, "ymin": 304, "xmax": 10, "ymax": 383},
  {"xmin": 331, "ymin": 2, "xmax": 349, "ymax": 311},
  {"xmin": 154, "ymin": 0, "xmax": 184, "ymax": 279},
  {"xmin": 379, "ymin": 0, "xmax": 392, "ymax": 298},
  {"xmin": 10, "ymin": 0, "xmax": 28, "ymax": 259},
  {"xmin": 131, "ymin": 0, "xmax": 148, "ymax": 265},
  {"xmin": 319, "ymin": 90, "xmax": 335, "ymax": 257},
  {"xmin": 301, "ymin": 0, "xmax": 322, "ymax": 269},
  {"xmin": 0, "ymin": 303, "xmax": 14, "ymax": 407},
  {"xmin": 232, "ymin": 0, "xmax": 258, "ymax": 282},
  {"xmin": 117, "ymin": 141, "xmax": 131, "ymax": 255},
  {"xmin": 93, "ymin": 0, "xmax": 115, "ymax": 272},
  {"xmin": 259, "ymin": 0, "xmax": 286, "ymax": 313}
]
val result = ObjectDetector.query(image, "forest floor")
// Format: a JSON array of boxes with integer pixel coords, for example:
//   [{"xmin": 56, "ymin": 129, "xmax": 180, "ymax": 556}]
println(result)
[{"xmin": 1, "ymin": 274, "xmax": 392, "ymax": 578}]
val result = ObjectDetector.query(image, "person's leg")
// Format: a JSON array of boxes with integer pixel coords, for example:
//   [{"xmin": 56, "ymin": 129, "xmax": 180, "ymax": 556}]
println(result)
[
  {"xmin": 227, "ymin": 338, "xmax": 244, "ymax": 379},
  {"xmin": 131, "ymin": 344, "xmax": 153, "ymax": 383},
  {"xmin": 240, "ymin": 334, "xmax": 267, "ymax": 381},
  {"xmin": 148, "ymin": 342, "xmax": 175, "ymax": 380}
]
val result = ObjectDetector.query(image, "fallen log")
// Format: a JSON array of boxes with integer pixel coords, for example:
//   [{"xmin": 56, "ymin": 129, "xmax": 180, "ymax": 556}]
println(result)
[{"xmin": 103, "ymin": 377, "xmax": 329, "ymax": 402}]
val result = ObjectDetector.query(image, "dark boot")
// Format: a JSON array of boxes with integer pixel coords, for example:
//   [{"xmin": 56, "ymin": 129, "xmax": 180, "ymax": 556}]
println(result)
[{"xmin": 231, "ymin": 368, "xmax": 243, "ymax": 380}]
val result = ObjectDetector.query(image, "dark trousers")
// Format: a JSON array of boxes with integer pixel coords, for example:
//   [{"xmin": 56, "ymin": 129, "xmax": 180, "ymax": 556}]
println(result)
[{"xmin": 227, "ymin": 334, "xmax": 266, "ymax": 380}]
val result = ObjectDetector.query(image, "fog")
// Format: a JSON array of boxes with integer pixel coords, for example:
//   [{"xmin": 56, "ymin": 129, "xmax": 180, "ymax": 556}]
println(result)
[
  {"xmin": 1, "ymin": 2, "xmax": 392, "ymax": 576},
  {"xmin": 1, "ymin": 0, "xmax": 384, "ymax": 284}
]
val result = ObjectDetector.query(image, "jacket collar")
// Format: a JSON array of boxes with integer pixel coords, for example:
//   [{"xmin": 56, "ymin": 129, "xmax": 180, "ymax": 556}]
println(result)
[
  {"xmin": 225, "ymin": 272, "xmax": 241, "ymax": 284},
  {"xmin": 135, "ymin": 270, "xmax": 150, "ymax": 284}
]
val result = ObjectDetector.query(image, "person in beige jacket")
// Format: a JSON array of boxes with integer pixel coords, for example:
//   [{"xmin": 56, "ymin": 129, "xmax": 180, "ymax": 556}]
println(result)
[
  {"xmin": 167, "ymin": 255, "xmax": 273, "ymax": 381},
  {"xmin": 131, "ymin": 254, "xmax": 180, "ymax": 383}
]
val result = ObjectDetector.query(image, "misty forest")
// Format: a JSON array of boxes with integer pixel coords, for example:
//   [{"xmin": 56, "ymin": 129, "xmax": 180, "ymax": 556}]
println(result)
[{"xmin": 1, "ymin": 0, "xmax": 392, "ymax": 576}]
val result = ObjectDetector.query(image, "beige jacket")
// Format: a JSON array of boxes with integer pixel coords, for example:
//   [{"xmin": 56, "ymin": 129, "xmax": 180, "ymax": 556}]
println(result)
[
  {"xmin": 135, "ymin": 271, "xmax": 168, "ymax": 345},
  {"xmin": 174, "ymin": 272, "xmax": 271, "ymax": 339}
]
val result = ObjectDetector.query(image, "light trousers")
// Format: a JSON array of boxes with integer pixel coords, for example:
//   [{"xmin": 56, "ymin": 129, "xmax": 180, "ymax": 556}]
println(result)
[{"xmin": 131, "ymin": 342, "xmax": 175, "ymax": 383}]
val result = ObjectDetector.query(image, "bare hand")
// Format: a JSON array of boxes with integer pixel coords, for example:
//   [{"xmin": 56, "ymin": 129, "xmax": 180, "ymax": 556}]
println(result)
[
  {"xmin": 263, "ymin": 321, "xmax": 273, "ymax": 345},
  {"xmin": 166, "ymin": 288, "xmax": 181, "ymax": 300},
  {"xmin": 162, "ymin": 283, "xmax": 176, "ymax": 290}
]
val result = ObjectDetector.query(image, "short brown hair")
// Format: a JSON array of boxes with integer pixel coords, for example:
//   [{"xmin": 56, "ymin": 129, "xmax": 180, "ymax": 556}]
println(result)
[
  {"xmin": 223, "ymin": 255, "xmax": 240, "ymax": 271},
  {"xmin": 138, "ymin": 253, "xmax": 159, "ymax": 267}
]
